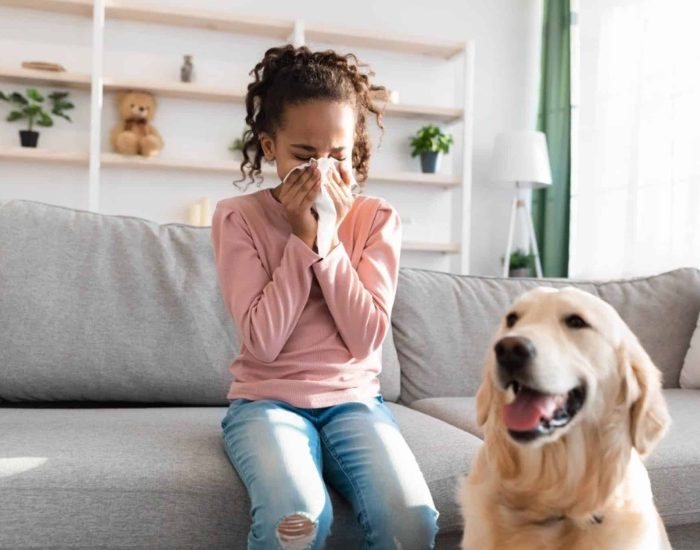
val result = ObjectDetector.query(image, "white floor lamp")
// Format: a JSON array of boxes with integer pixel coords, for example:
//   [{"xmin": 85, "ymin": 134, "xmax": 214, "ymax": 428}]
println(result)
[{"xmin": 490, "ymin": 131, "xmax": 553, "ymax": 278}]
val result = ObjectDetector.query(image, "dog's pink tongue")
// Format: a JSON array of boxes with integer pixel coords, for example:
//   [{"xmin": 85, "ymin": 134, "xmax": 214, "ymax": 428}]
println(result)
[{"xmin": 503, "ymin": 388, "xmax": 560, "ymax": 432}]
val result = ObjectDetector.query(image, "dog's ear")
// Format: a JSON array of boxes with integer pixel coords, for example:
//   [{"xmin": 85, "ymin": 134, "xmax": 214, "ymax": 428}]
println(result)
[
  {"xmin": 476, "ymin": 355, "xmax": 496, "ymax": 427},
  {"xmin": 620, "ymin": 331, "xmax": 671, "ymax": 457}
]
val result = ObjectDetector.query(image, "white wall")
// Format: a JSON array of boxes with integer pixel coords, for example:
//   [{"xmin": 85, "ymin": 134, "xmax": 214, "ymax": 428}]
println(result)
[{"xmin": 0, "ymin": 0, "xmax": 542, "ymax": 275}]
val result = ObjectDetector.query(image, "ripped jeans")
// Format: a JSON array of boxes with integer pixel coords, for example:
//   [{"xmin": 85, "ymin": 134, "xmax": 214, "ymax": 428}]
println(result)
[{"xmin": 221, "ymin": 395, "xmax": 439, "ymax": 550}]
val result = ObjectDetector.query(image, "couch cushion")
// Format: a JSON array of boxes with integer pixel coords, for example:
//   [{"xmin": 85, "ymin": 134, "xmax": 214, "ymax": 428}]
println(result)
[
  {"xmin": 0, "ymin": 200, "xmax": 401, "ymax": 404},
  {"xmin": 386, "ymin": 403, "xmax": 482, "ymax": 535},
  {"xmin": 0, "ymin": 403, "xmax": 480, "ymax": 548},
  {"xmin": 411, "ymin": 397, "xmax": 483, "ymax": 439},
  {"xmin": 667, "ymin": 523, "xmax": 700, "ymax": 549},
  {"xmin": 646, "ymin": 389, "xmax": 700, "ymax": 527},
  {"xmin": 392, "ymin": 268, "xmax": 700, "ymax": 403},
  {"xmin": 0, "ymin": 406, "xmax": 245, "ymax": 548},
  {"xmin": 680, "ymin": 312, "xmax": 700, "ymax": 389},
  {"xmin": 596, "ymin": 274, "xmax": 700, "ymax": 391},
  {"xmin": 0, "ymin": 200, "xmax": 236, "ymax": 405}
]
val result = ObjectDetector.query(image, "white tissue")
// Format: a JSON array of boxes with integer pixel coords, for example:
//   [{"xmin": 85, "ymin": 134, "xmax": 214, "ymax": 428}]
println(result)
[{"xmin": 281, "ymin": 157, "xmax": 349, "ymax": 257}]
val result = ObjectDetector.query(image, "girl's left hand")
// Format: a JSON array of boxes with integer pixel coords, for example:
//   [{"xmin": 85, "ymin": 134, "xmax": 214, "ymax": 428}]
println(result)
[{"xmin": 326, "ymin": 162, "xmax": 356, "ymax": 237}]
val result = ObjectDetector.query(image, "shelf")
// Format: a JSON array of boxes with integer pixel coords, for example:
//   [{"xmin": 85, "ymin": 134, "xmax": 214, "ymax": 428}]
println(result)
[
  {"xmin": 0, "ymin": 67, "xmax": 91, "ymax": 90},
  {"xmin": 100, "ymin": 154, "xmax": 460, "ymax": 187},
  {"xmin": 0, "ymin": 0, "xmax": 92, "ymax": 17},
  {"xmin": 0, "ymin": 0, "xmax": 293, "ymax": 38},
  {"xmin": 105, "ymin": 3, "xmax": 464, "ymax": 58},
  {"xmin": 101, "ymin": 78, "xmax": 461, "ymax": 121},
  {"xmin": 0, "ymin": 148, "xmax": 88, "ymax": 165},
  {"xmin": 103, "ymin": 78, "xmax": 245, "ymax": 103},
  {"xmin": 383, "ymin": 102, "xmax": 463, "ymax": 123},
  {"xmin": 107, "ymin": 3, "xmax": 464, "ymax": 58},
  {"xmin": 101, "ymin": 153, "xmax": 238, "ymax": 173},
  {"xmin": 402, "ymin": 241, "xmax": 460, "ymax": 253},
  {"xmin": 0, "ymin": 72, "xmax": 463, "ymax": 124},
  {"xmin": 0, "ymin": 1, "xmax": 464, "ymax": 59},
  {"xmin": 0, "ymin": 70, "xmax": 247, "ymax": 103},
  {"xmin": 105, "ymin": 3, "xmax": 293, "ymax": 39},
  {"xmin": 368, "ymin": 171, "xmax": 460, "ymax": 187},
  {"xmin": 305, "ymin": 26, "xmax": 464, "ymax": 59},
  {"xmin": 0, "ymin": 149, "xmax": 459, "ymax": 189}
]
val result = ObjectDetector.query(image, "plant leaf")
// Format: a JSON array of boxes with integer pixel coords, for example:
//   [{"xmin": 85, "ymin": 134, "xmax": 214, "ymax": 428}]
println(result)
[
  {"xmin": 10, "ymin": 92, "xmax": 28, "ymax": 105},
  {"xmin": 26, "ymin": 88, "xmax": 44, "ymax": 102},
  {"xmin": 53, "ymin": 111, "xmax": 72, "ymax": 122},
  {"xmin": 7, "ymin": 111, "xmax": 24, "ymax": 122},
  {"xmin": 37, "ymin": 112, "xmax": 53, "ymax": 127},
  {"xmin": 410, "ymin": 124, "xmax": 453, "ymax": 155}
]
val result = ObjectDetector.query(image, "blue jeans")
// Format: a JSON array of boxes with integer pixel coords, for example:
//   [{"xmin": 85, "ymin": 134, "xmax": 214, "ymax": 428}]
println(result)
[{"xmin": 220, "ymin": 395, "xmax": 439, "ymax": 550}]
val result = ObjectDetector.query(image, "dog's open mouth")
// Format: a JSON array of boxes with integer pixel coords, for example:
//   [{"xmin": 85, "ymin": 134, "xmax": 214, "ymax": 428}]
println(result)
[{"xmin": 502, "ymin": 381, "xmax": 586, "ymax": 442}]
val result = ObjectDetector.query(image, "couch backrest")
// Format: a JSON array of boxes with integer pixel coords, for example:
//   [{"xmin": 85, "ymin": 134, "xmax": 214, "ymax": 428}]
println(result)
[
  {"xmin": 0, "ymin": 200, "xmax": 401, "ymax": 405},
  {"xmin": 392, "ymin": 267, "xmax": 700, "ymax": 404}
]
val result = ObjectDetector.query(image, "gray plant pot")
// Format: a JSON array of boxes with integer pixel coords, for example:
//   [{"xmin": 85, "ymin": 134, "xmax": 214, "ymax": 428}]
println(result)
[
  {"xmin": 420, "ymin": 151, "xmax": 441, "ymax": 173},
  {"xmin": 509, "ymin": 267, "xmax": 531, "ymax": 278}
]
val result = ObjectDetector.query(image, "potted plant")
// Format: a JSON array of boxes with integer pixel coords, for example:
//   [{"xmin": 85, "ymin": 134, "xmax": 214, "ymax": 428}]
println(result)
[
  {"xmin": 0, "ymin": 88, "xmax": 74, "ymax": 148},
  {"xmin": 409, "ymin": 124, "xmax": 454, "ymax": 173},
  {"xmin": 508, "ymin": 249, "xmax": 535, "ymax": 277},
  {"xmin": 229, "ymin": 129, "xmax": 251, "ymax": 158}
]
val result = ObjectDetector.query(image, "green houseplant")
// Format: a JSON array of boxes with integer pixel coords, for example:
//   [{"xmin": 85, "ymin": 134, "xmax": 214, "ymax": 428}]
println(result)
[
  {"xmin": 508, "ymin": 249, "xmax": 535, "ymax": 277},
  {"xmin": 0, "ymin": 88, "xmax": 74, "ymax": 148},
  {"xmin": 409, "ymin": 124, "xmax": 454, "ymax": 173},
  {"xmin": 229, "ymin": 136, "xmax": 244, "ymax": 155},
  {"xmin": 229, "ymin": 129, "xmax": 252, "ymax": 158}
]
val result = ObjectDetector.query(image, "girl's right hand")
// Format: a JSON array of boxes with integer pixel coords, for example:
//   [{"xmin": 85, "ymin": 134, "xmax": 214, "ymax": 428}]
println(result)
[{"xmin": 278, "ymin": 162, "xmax": 322, "ymax": 250}]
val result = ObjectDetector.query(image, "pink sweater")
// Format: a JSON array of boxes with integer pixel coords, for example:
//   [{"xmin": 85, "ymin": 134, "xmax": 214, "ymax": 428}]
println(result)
[{"xmin": 211, "ymin": 188, "xmax": 401, "ymax": 408}]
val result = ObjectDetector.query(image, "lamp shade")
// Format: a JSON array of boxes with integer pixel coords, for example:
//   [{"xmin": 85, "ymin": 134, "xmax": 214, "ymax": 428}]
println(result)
[{"xmin": 490, "ymin": 130, "xmax": 552, "ymax": 189}]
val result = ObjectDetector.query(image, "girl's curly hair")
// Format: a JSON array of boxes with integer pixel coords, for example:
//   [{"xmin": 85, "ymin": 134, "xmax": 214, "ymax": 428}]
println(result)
[{"xmin": 236, "ymin": 44, "xmax": 385, "ymax": 188}]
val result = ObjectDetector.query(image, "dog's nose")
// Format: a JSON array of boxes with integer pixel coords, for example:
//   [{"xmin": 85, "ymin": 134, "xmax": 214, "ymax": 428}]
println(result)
[{"xmin": 495, "ymin": 336, "xmax": 536, "ymax": 371}]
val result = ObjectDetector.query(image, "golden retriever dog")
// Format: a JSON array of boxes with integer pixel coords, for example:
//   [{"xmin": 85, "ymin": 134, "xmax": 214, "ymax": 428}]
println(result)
[{"xmin": 460, "ymin": 287, "xmax": 672, "ymax": 550}]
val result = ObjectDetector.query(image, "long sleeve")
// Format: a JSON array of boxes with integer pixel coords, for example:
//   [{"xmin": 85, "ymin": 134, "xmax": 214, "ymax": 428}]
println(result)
[
  {"xmin": 211, "ymin": 204, "xmax": 321, "ymax": 363},
  {"xmin": 312, "ymin": 203, "xmax": 401, "ymax": 360}
]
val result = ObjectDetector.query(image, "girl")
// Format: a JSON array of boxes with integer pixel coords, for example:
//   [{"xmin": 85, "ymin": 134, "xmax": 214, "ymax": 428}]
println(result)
[{"xmin": 212, "ymin": 44, "xmax": 438, "ymax": 550}]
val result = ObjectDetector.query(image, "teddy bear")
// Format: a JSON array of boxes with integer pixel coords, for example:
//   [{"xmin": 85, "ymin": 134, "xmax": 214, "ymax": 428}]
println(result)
[{"xmin": 110, "ymin": 91, "xmax": 163, "ymax": 157}]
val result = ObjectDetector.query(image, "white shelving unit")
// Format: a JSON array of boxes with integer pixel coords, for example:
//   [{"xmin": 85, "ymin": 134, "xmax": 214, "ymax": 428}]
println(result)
[{"xmin": 0, "ymin": 0, "xmax": 475, "ymax": 271}]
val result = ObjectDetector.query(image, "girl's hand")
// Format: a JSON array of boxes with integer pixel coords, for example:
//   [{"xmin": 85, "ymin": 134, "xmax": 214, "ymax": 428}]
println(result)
[
  {"xmin": 278, "ymin": 162, "xmax": 322, "ymax": 249},
  {"xmin": 326, "ymin": 162, "xmax": 356, "ymax": 247}
]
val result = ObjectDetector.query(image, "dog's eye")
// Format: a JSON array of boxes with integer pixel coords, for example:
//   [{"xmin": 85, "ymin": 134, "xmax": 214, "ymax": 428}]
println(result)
[
  {"xmin": 565, "ymin": 314, "xmax": 589, "ymax": 329},
  {"xmin": 505, "ymin": 312, "xmax": 518, "ymax": 328}
]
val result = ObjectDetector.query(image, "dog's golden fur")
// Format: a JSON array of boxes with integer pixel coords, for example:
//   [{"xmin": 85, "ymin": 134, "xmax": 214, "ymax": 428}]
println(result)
[{"xmin": 460, "ymin": 287, "xmax": 671, "ymax": 549}]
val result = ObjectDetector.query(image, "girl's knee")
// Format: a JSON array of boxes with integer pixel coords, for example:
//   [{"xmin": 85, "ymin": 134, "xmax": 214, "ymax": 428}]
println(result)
[
  {"xmin": 254, "ymin": 503, "xmax": 332, "ymax": 550},
  {"xmin": 275, "ymin": 513, "xmax": 316, "ymax": 549},
  {"xmin": 415, "ymin": 505, "xmax": 440, "ymax": 546},
  {"xmin": 374, "ymin": 505, "xmax": 439, "ymax": 550}
]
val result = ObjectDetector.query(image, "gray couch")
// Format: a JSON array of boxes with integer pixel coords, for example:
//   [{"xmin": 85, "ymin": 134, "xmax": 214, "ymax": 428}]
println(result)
[{"xmin": 1, "ymin": 199, "xmax": 699, "ymax": 549}]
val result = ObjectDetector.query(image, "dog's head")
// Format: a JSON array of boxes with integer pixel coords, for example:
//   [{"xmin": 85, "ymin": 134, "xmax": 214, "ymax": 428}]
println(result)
[{"xmin": 476, "ymin": 287, "xmax": 670, "ymax": 456}]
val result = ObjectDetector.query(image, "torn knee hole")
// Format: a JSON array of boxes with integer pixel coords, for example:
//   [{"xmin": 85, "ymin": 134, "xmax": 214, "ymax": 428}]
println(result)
[{"xmin": 276, "ymin": 513, "xmax": 316, "ymax": 545}]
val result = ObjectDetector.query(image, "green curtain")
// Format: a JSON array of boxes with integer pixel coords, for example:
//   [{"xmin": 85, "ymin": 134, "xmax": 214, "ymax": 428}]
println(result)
[{"xmin": 531, "ymin": 0, "xmax": 572, "ymax": 277}]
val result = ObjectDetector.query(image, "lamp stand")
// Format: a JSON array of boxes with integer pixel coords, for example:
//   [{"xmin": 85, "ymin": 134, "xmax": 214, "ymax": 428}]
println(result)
[{"xmin": 502, "ymin": 182, "xmax": 544, "ymax": 278}]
